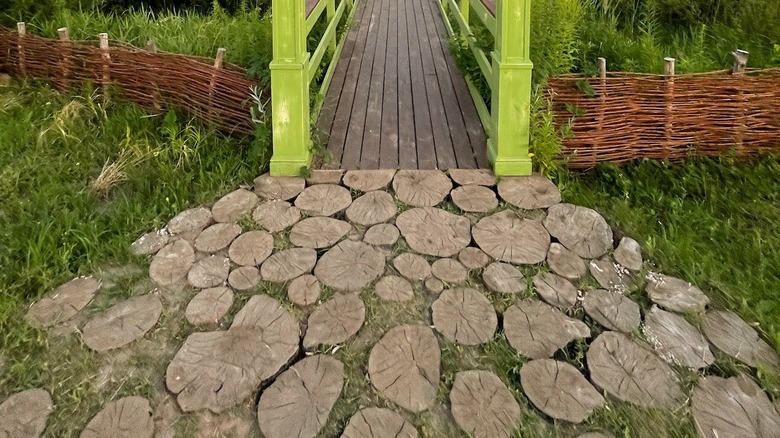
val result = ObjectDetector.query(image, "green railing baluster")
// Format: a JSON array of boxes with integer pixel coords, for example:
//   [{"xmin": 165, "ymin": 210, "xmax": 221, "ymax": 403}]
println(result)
[
  {"xmin": 327, "ymin": 0, "xmax": 337, "ymax": 54},
  {"xmin": 460, "ymin": 0, "xmax": 470, "ymax": 39}
]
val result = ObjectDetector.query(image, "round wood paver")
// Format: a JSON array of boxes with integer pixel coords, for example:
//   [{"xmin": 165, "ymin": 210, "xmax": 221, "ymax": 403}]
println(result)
[
  {"xmin": 497, "ymin": 175, "xmax": 561, "ymax": 209},
  {"xmin": 303, "ymin": 293, "xmax": 366, "ymax": 349},
  {"xmin": 473, "ymin": 210, "xmax": 550, "ymax": 265},
  {"xmin": 211, "ymin": 188, "xmax": 258, "ymax": 223},
  {"xmin": 533, "ymin": 272, "xmax": 579, "ymax": 309},
  {"xmin": 341, "ymin": 407, "xmax": 418, "ymax": 438},
  {"xmin": 582, "ymin": 289, "xmax": 641, "ymax": 333},
  {"xmin": 643, "ymin": 305, "xmax": 714, "ymax": 369},
  {"xmin": 546, "ymin": 243, "xmax": 587, "ymax": 280},
  {"xmin": 83, "ymin": 294, "xmax": 162, "ymax": 352},
  {"xmin": 343, "ymin": 169, "xmax": 396, "ymax": 192},
  {"xmin": 294, "ymin": 184, "xmax": 353, "ymax": 217},
  {"xmin": 26, "ymin": 276, "xmax": 100, "ymax": 328},
  {"xmin": 396, "ymin": 207, "xmax": 471, "ymax": 257},
  {"xmin": 315, "ymin": 241, "xmax": 385, "ymax": 292},
  {"xmin": 450, "ymin": 370, "xmax": 521, "ymax": 438},
  {"xmin": 432, "ymin": 288, "xmax": 497, "ymax": 345},
  {"xmin": 253, "ymin": 200, "xmax": 301, "ymax": 232},
  {"xmin": 702, "ymin": 310, "xmax": 779, "ymax": 369},
  {"xmin": 614, "ymin": 237, "xmax": 643, "ymax": 271},
  {"xmin": 448, "ymin": 168, "xmax": 496, "ymax": 186},
  {"xmin": 458, "ymin": 247, "xmax": 490, "ymax": 270},
  {"xmin": 363, "ymin": 223, "xmax": 400, "ymax": 246},
  {"xmin": 149, "ymin": 240, "xmax": 196, "ymax": 290},
  {"xmin": 645, "ymin": 273, "xmax": 710, "ymax": 313},
  {"xmin": 253, "ymin": 173, "xmax": 305, "ymax": 201},
  {"xmin": 588, "ymin": 257, "xmax": 633, "ymax": 293},
  {"xmin": 288, "ymin": 275, "xmax": 320, "ymax": 307},
  {"xmin": 167, "ymin": 295, "xmax": 299, "ymax": 413},
  {"xmin": 587, "ymin": 331, "xmax": 684, "ymax": 408},
  {"xmin": 186, "ymin": 287, "xmax": 234, "ymax": 325},
  {"xmin": 393, "ymin": 253, "xmax": 431, "ymax": 281},
  {"xmin": 167, "ymin": 207, "xmax": 213, "ymax": 236},
  {"xmin": 228, "ymin": 230, "xmax": 274, "ymax": 266},
  {"xmin": 450, "ymin": 185, "xmax": 499, "ymax": 213},
  {"xmin": 543, "ymin": 204, "xmax": 613, "ymax": 259},
  {"xmin": 227, "ymin": 266, "xmax": 261, "ymax": 291},
  {"xmin": 520, "ymin": 359, "xmax": 605, "ymax": 423},
  {"xmin": 290, "ymin": 217, "xmax": 352, "ymax": 249},
  {"xmin": 257, "ymin": 355, "xmax": 344, "ymax": 438},
  {"xmin": 692, "ymin": 375, "xmax": 780, "ymax": 438},
  {"xmin": 346, "ymin": 191, "xmax": 398, "ymax": 226},
  {"xmin": 194, "ymin": 223, "xmax": 242, "ymax": 254},
  {"xmin": 483, "ymin": 262, "xmax": 527, "ymax": 294},
  {"xmin": 80, "ymin": 396, "xmax": 153, "ymax": 438},
  {"xmin": 261, "ymin": 248, "xmax": 317, "ymax": 283},
  {"xmin": 431, "ymin": 258, "xmax": 468, "ymax": 284},
  {"xmin": 131, "ymin": 230, "xmax": 169, "ymax": 255},
  {"xmin": 504, "ymin": 301, "xmax": 590, "ymax": 359},
  {"xmin": 188, "ymin": 256, "xmax": 230, "ymax": 288},
  {"xmin": 392, "ymin": 170, "xmax": 452, "ymax": 207},
  {"xmin": 425, "ymin": 277, "xmax": 445, "ymax": 295},
  {"xmin": 368, "ymin": 325, "xmax": 440, "ymax": 413},
  {"xmin": 375, "ymin": 276, "xmax": 414, "ymax": 302},
  {"xmin": 0, "ymin": 388, "xmax": 53, "ymax": 438},
  {"xmin": 307, "ymin": 169, "xmax": 344, "ymax": 185}
]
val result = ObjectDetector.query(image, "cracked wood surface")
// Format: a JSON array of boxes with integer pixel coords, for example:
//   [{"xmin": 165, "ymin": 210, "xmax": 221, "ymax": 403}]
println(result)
[
  {"xmin": 396, "ymin": 207, "xmax": 471, "ymax": 257},
  {"xmin": 432, "ymin": 288, "xmax": 497, "ymax": 345},
  {"xmin": 504, "ymin": 301, "xmax": 590, "ymax": 359},
  {"xmin": 314, "ymin": 241, "xmax": 386, "ymax": 292},
  {"xmin": 82, "ymin": 294, "xmax": 162, "ymax": 352},
  {"xmin": 473, "ymin": 210, "xmax": 550, "ymax": 265},
  {"xmin": 543, "ymin": 204, "xmax": 613, "ymax": 259},
  {"xmin": 450, "ymin": 370, "xmax": 521, "ymax": 438},
  {"xmin": 303, "ymin": 293, "xmax": 366, "ymax": 349},
  {"xmin": 520, "ymin": 359, "xmax": 605, "ymax": 423}
]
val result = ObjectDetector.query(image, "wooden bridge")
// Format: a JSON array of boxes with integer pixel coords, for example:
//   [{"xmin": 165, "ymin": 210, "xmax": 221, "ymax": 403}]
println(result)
[{"xmin": 270, "ymin": 0, "xmax": 533, "ymax": 176}]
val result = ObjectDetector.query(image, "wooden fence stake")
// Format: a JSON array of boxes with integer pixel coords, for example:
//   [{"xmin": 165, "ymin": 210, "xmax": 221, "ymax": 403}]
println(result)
[
  {"xmin": 731, "ymin": 49, "xmax": 749, "ymax": 74},
  {"xmin": 99, "ymin": 33, "xmax": 111, "ymax": 101},
  {"xmin": 145, "ymin": 40, "xmax": 162, "ymax": 110},
  {"xmin": 58, "ymin": 28, "xmax": 71, "ymax": 93},
  {"xmin": 208, "ymin": 48, "xmax": 226, "ymax": 124},
  {"xmin": 146, "ymin": 40, "xmax": 157, "ymax": 53},
  {"xmin": 596, "ymin": 57, "xmax": 607, "ymax": 167},
  {"xmin": 731, "ymin": 49, "xmax": 749, "ymax": 153},
  {"xmin": 16, "ymin": 22, "xmax": 26, "ymax": 77},
  {"xmin": 663, "ymin": 57, "xmax": 676, "ymax": 160}
]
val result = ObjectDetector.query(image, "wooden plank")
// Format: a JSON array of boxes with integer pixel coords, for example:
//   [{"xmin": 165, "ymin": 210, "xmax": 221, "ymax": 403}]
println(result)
[
  {"xmin": 360, "ymin": 0, "xmax": 391, "ymax": 168},
  {"xmin": 481, "ymin": 0, "xmax": 496, "ymax": 16},
  {"xmin": 397, "ymin": 0, "xmax": 417, "ymax": 169},
  {"xmin": 379, "ymin": 0, "xmax": 400, "ymax": 168},
  {"xmin": 406, "ymin": 0, "xmax": 437, "ymax": 169}
]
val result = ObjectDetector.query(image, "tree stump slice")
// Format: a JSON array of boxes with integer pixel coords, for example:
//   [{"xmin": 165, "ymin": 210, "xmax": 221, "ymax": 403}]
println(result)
[
  {"xmin": 307, "ymin": 169, "xmax": 343, "ymax": 185},
  {"xmin": 368, "ymin": 325, "xmax": 440, "ymax": 413},
  {"xmin": 393, "ymin": 253, "xmax": 431, "ymax": 281},
  {"xmin": 432, "ymin": 288, "xmax": 497, "ymax": 345},
  {"xmin": 546, "ymin": 243, "xmax": 587, "ymax": 280},
  {"xmin": 83, "ymin": 294, "xmax": 162, "ymax": 351},
  {"xmin": 290, "ymin": 217, "xmax": 352, "ymax": 249},
  {"xmin": 288, "ymin": 275, "xmax": 320, "ymax": 307},
  {"xmin": 343, "ymin": 169, "xmax": 397, "ymax": 192},
  {"xmin": 80, "ymin": 396, "xmax": 153, "ymax": 438},
  {"xmin": 375, "ymin": 276, "xmax": 414, "ymax": 302},
  {"xmin": 646, "ymin": 273, "xmax": 710, "ymax": 313},
  {"xmin": 228, "ymin": 230, "xmax": 274, "ymax": 266},
  {"xmin": 424, "ymin": 277, "xmax": 445, "ymax": 295},
  {"xmin": 582, "ymin": 289, "xmax": 641, "ymax": 333},
  {"xmin": 346, "ymin": 191, "xmax": 398, "ymax": 226},
  {"xmin": 228, "ymin": 266, "xmax": 261, "ymax": 291},
  {"xmin": 702, "ymin": 310, "xmax": 779, "ymax": 369},
  {"xmin": 498, "ymin": 175, "xmax": 561, "ymax": 209},
  {"xmin": 304, "ymin": 294, "xmax": 365, "ymax": 349},
  {"xmin": 692, "ymin": 375, "xmax": 780, "ymax": 438},
  {"xmin": 131, "ymin": 230, "xmax": 170, "ymax": 256},
  {"xmin": 188, "ymin": 256, "xmax": 230, "ymax": 288},
  {"xmin": 186, "ymin": 287, "xmax": 234, "ymax": 325},
  {"xmin": 194, "ymin": 223, "xmax": 241, "ymax": 254},
  {"xmin": 26, "ymin": 276, "xmax": 100, "ymax": 328},
  {"xmin": 392, "ymin": 170, "xmax": 452, "ymax": 207},
  {"xmin": 504, "ymin": 301, "xmax": 590, "ymax": 359},
  {"xmin": 257, "ymin": 355, "xmax": 344, "ymax": 438},
  {"xmin": 315, "ymin": 241, "xmax": 385, "ymax": 292},
  {"xmin": 431, "ymin": 258, "xmax": 468, "ymax": 284},
  {"xmin": 341, "ymin": 407, "xmax": 418, "ymax": 438},
  {"xmin": 211, "ymin": 189, "xmax": 258, "ymax": 223},
  {"xmin": 149, "ymin": 240, "xmax": 196, "ymax": 290},
  {"xmin": 396, "ymin": 207, "xmax": 471, "ymax": 257},
  {"xmin": 543, "ymin": 204, "xmax": 613, "ymax": 259},
  {"xmin": 253, "ymin": 173, "xmax": 305, "ymax": 201},
  {"xmin": 253, "ymin": 200, "xmax": 301, "ymax": 232},
  {"xmin": 520, "ymin": 359, "xmax": 605, "ymax": 423},
  {"xmin": 483, "ymin": 262, "xmax": 527, "ymax": 294},
  {"xmin": 587, "ymin": 332, "xmax": 684, "ymax": 408},
  {"xmin": 261, "ymin": 248, "xmax": 317, "ymax": 283},
  {"xmin": 643, "ymin": 306, "xmax": 714, "ymax": 369},
  {"xmin": 473, "ymin": 210, "xmax": 550, "ymax": 265},
  {"xmin": 0, "ymin": 389, "xmax": 53, "ymax": 438},
  {"xmin": 450, "ymin": 185, "xmax": 499, "ymax": 213},
  {"xmin": 167, "ymin": 295, "xmax": 299, "ymax": 412},
  {"xmin": 448, "ymin": 168, "xmax": 496, "ymax": 186},
  {"xmin": 294, "ymin": 184, "xmax": 352, "ymax": 217},
  {"xmin": 458, "ymin": 247, "xmax": 490, "ymax": 270},
  {"xmin": 450, "ymin": 370, "xmax": 521, "ymax": 438},
  {"xmin": 533, "ymin": 272, "xmax": 579, "ymax": 309},
  {"xmin": 167, "ymin": 207, "xmax": 213, "ymax": 236},
  {"xmin": 364, "ymin": 223, "xmax": 400, "ymax": 246},
  {"xmin": 588, "ymin": 257, "xmax": 633, "ymax": 293},
  {"xmin": 614, "ymin": 237, "xmax": 643, "ymax": 271}
]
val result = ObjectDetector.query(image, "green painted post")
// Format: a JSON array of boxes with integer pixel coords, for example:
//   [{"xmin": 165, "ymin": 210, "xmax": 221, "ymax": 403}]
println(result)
[
  {"xmin": 460, "ymin": 0, "xmax": 470, "ymax": 39},
  {"xmin": 489, "ymin": 0, "xmax": 533, "ymax": 175},
  {"xmin": 327, "ymin": 0, "xmax": 337, "ymax": 54},
  {"xmin": 270, "ymin": 0, "xmax": 311, "ymax": 176}
]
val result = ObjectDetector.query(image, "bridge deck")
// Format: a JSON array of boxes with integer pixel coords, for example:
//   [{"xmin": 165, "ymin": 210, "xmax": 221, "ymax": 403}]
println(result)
[{"xmin": 316, "ymin": 0, "xmax": 488, "ymax": 170}]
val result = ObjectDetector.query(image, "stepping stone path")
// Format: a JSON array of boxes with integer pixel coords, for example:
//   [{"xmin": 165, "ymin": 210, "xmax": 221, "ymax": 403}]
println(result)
[
  {"xmin": 393, "ymin": 170, "xmax": 452, "ymax": 207},
  {"xmin": 582, "ymin": 289, "xmax": 641, "ymax": 333},
  {"xmin": 253, "ymin": 200, "xmax": 300, "ymax": 232},
  {"xmin": 227, "ymin": 266, "xmax": 261, "ymax": 291},
  {"xmin": 458, "ymin": 246, "xmax": 489, "ymax": 269},
  {"xmin": 341, "ymin": 407, "xmax": 418, "ymax": 438},
  {"xmin": 186, "ymin": 287, "xmax": 234, "ymax": 325},
  {"xmin": 646, "ymin": 273, "xmax": 710, "ymax": 313},
  {"xmin": 290, "ymin": 217, "xmax": 351, "ymax": 248},
  {"xmin": 546, "ymin": 242, "xmax": 587, "ymax": 280},
  {"xmin": 448, "ymin": 168, "xmax": 496, "ymax": 186},
  {"xmin": 450, "ymin": 370, "xmax": 521, "ymax": 438},
  {"xmin": 614, "ymin": 237, "xmax": 643, "ymax": 271},
  {"xmin": 315, "ymin": 241, "xmax": 385, "ymax": 292},
  {"xmin": 396, "ymin": 207, "xmax": 471, "ymax": 257},
  {"xmin": 295, "ymin": 184, "xmax": 352, "ymax": 216},
  {"xmin": 26, "ymin": 276, "xmax": 100, "ymax": 328},
  {"xmin": 432, "ymin": 288, "xmax": 497, "ymax": 345},
  {"xmin": 262, "ymin": 248, "xmax": 317, "ymax": 283},
  {"xmin": 543, "ymin": 204, "xmax": 613, "ymax": 259},
  {"xmin": 80, "ymin": 396, "xmax": 153, "ymax": 438},
  {"xmin": 393, "ymin": 253, "xmax": 431, "ymax": 281},
  {"xmin": 0, "ymin": 388, "xmax": 53, "ymax": 438},
  {"xmin": 254, "ymin": 174, "xmax": 305, "ymax": 200},
  {"xmin": 194, "ymin": 223, "xmax": 241, "ymax": 253},
  {"xmin": 363, "ymin": 223, "xmax": 400, "ymax": 246},
  {"xmin": 257, "ymin": 355, "xmax": 344, "ymax": 438},
  {"xmin": 211, "ymin": 188, "xmax": 257, "ymax": 223},
  {"xmin": 498, "ymin": 175, "xmax": 561, "ymax": 209},
  {"xmin": 431, "ymin": 258, "xmax": 468, "ymax": 284},
  {"xmin": 346, "ymin": 191, "xmax": 397, "ymax": 226},
  {"xmin": 450, "ymin": 185, "xmax": 499, "ymax": 212},
  {"xmin": 533, "ymin": 272, "xmax": 579, "ymax": 309},
  {"xmin": 83, "ymin": 294, "xmax": 162, "ymax": 351},
  {"xmin": 228, "ymin": 230, "xmax": 273, "ymax": 266},
  {"xmin": 131, "ymin": 230, "xmax": 169, "ymax": 255},
  {"xmin": 167, "ymin": 207, "xmax": 212, "ymax": 237},
  {"xmin": 375, "ymin": 276, "xmax": 414, "ymax": 302},
  {"xmin": 520, "ymin": 359, "xmax": 605, "ymax": 423},
  {"xmin": 643, "ymin": 305, "xmax": 714, "ymax": 369},
  {"xmin": 483, "ymin": 262, "xmax": 526, "ymax": 294},
  {"xmin": 343, "ymin": 169, "xmax": 396, "ymax": 192},
  {"xmin": 303, "ymin": 293, "xmax": 365, "ymax": 349},
  {"xmin": 588, "ymin": 257, "xmax": 632, "ymax": 293},
  {"xmin": 287, "ymin": 275, "xmax": 320, "ymax": 306},
  {"xmin": 473, "ymin": 210, "xmax": 550, "ymax": 264},
  {"xmin": 188, "ymin": 256, "xmax": 230, "ymax": 288},
  {"xmin": 691, "ymin": 375, "xmax": 780, "ymax": 438},
  {"xmin": 504, "ymin": 301, "xmax": 590, "ymax": 359},
  {"xmin": 701, "ymin": 310, "xmax": 779, "ymax": 369},
  {"xmin": 149, "ymin": 240, "xmax": 195, "ymax": 290},
  {"xmin": 307, "ymin": 169, "xmax": 343, "ymax": 185},
  {"xmin": 425, "ymin": 277, "xmax": 445, "ymax": 295}
]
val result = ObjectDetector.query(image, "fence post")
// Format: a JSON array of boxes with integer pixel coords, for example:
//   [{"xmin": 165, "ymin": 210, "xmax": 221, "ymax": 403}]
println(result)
[
  {"xmin": 16, "ymin": 22, "xmax": 26, "ymax": 77},
  {"xmin": 489, "ymin": 0, "xmax": 533, "ymax": 176},
  {"xmin": 327, "ymin": 0, "xmax": 337, "ymax": 54},
  {"xmin": 731, "ymin": 49, "xmax": 749, "ymax": 154},
  {"xmin": 58, "ymin": 28, "xmax": 71, "ymax": 93},
  {"xmin": 270, "ymin": 0, "xmax": 311, "ymax": 176},
  {"xmin": 99, "ymin": 33, "xmax": 111, "ymax": 101},
  {"xmin": 459, "ymin": 0, "xmax": 470, "ymax": 39},
  {"xmin": 663, "ymin": 57, "xmax": 675, "ymax": 161},
  {"xmin": 145, "ymin": 40, "xmax": 163, "ymax": 110},
  {"xmin": 208, "ymin": 48, "xmax": 226, "ymax": 125},
  {"xmin": 595, "ymin": 57, "xmax": 607, "ymax": 168}
]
